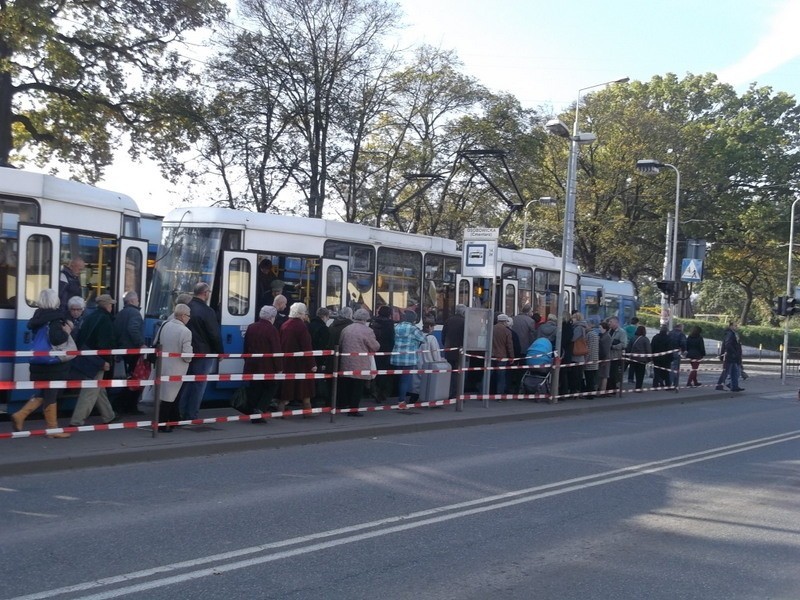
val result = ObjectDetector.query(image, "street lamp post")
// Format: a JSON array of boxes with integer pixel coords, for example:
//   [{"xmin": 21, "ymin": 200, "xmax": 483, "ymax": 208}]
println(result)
[
  {"xmin": 522, "ymin": 196, "xmax": 556, "ymax": 248},
  {"xmin": 636, "ymin": 159, "xmax": 682, "ymax": 329},
  {"xmin": 782, "ymin": 197, "xmax": 800, "ymax": 384},
  {"xmin": 544, "ymin": 76, "xmax": 628, "ymax": 403}
]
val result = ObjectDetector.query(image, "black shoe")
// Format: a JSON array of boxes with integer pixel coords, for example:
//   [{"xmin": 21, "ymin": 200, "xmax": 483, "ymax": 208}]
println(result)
[
  {"xmin": 104, "ymin": 415, "xmax": 122, "ymax": 424},
  {"xmin": 715, "ymin": 385, "xmax": 725, "ymax": 391},
  {"xmin": 158, "ymin": 425, "xmax": 173, "ymax": 432},
  {"xmin": 347, "ymin": 412, "xmax": 364, "ymax": 417},
  {"xmin": 731, "ymin": 388, "xmax": 745, "ymax": 392}
]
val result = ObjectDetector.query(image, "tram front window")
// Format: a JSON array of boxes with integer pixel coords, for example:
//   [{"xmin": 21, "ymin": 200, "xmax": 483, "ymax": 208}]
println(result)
[{"xmin": 146, "ymin": 226, "xmax": 225, "ymax": 318}]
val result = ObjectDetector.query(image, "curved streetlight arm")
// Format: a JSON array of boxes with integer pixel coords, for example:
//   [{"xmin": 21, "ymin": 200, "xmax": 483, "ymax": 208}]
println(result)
[
  {"xmin": 573, "ymin": 77, "xmax": 630, "ymax": 135},
  {"xmin": 782, "ymin": 197, "xmax": 800, "ymax": 384}
]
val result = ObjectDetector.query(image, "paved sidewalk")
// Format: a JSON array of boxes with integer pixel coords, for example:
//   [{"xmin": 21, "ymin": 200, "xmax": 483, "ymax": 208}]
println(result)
[{"xmin": 2, "ymin": 369, "xmax": 794, "ymax": 476}]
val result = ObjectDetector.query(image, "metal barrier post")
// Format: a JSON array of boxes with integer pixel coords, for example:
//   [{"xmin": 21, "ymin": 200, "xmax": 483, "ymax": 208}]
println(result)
[
  {"xmin": 456, "ymin": 348, "xmax": 465, "ymax": 412},
  {"xmin": 151, "ymin": 345, "xmax": 161, "ymax": 439},
  {"xmin": 330, "ymin": 346, "xmax": 339, "ymax": 422}
]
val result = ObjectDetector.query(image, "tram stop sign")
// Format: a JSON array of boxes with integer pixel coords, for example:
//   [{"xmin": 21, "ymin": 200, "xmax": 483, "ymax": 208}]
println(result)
[{"xmin": 462, "ymin": 227, "xmax": 498, "ymax": 278}]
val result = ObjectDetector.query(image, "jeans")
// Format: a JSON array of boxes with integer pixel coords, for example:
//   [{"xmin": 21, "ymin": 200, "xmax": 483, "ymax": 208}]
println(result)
[
  {"xmin": 491, "ymin": 359, "xmax": 507, "ymax": 396},
  {"xmin": 178, "ymin": 358, "xmax": 216, "ymax": 420},
  {"xmin": 670, "ymin": 355, "xmax": 682, "ymax": 387},
  {"xmin": 395, "ymin": 371, "xmax": 413, "ymax": 403}
]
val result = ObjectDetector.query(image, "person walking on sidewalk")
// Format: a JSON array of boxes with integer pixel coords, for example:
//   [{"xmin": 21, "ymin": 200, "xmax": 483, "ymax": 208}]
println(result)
[
  {"xmin": 607, "ymin": 317, "xmax": 627, "ymax": 393},
  {"xmin": 339, "ymin": 308, "xmax": 380, "ymax": 416},
  {"xmin": 243, "ymin": 305, "xmax": 283, "ymax": 419},
  {"xmin": 69, "ymin": 294, "xmax": 118, "ymax": 427},
  {"xmin": 628, "ymin": 325, "xmax": 652, "ymax": 392},
  {"xmin": 716, "ymin": 321, "xmax": 744, "ymax": 392},
  {"xmin": 156, "ymin": 303, "xmax": 193, "ymax": 431},
  {"xmin": 12, "ymin": 289, "xmax": 73, "ymax": 438},
  {"xmin": 113, "ymin": 291, "xmax": 146, "ymax": 415},
  {"xmin": 685, "ymin": 326, "xmax": 706, "ymax": 387},
  {"xmin": 178, "ymin": 282, "xmax": 223, "ymax": 420}
]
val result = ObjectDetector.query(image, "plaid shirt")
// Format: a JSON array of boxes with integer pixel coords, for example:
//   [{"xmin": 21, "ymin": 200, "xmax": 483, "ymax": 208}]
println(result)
[{"xmin": 391, "ymin": 321, "xmax": 426, "ymax": 366}]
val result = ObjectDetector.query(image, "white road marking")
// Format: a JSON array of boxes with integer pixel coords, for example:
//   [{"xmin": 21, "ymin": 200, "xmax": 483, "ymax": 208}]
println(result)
[
  {"xmin": 9, "ymin": 510, "xmax": 58, "ymax": 519},
  {"xmin": 9, "ymin": 429, "xmax": 800, "ymax": 600},
  {"xmin": 53, "ymin": 496, "xmax": 80, "ymax": 501},
  {"xmin": 0, "ymin": 487, "xmax": 18, "ymax": 492}
]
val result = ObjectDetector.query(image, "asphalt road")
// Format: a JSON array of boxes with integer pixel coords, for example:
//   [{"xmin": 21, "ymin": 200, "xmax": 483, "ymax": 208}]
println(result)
[{"xmin": 2, "ymin": 390, "xmax": 799, "ymax": 600}]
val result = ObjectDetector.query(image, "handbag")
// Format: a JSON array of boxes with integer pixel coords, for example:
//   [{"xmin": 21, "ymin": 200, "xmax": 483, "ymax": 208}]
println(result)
[
  {"xmin": 128, "ymin": 356, "xmax": 152, "ymax": 392},
  {"xmin": 572, "ymin": 335, "xmax": 588, "ymax": 357},
  {"xmin": 31, "ymin": 323, "xmax": 77, "ymax": 364},
  {"xmin": 230, "ymin": 386, "xmax": 251, "ymax": 414}
]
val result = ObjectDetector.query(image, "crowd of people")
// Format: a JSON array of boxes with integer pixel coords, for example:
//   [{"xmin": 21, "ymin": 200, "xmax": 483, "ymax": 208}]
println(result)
[{"xmin": 11, "ymin": 261, "xmax": 748, "ymax": 436}]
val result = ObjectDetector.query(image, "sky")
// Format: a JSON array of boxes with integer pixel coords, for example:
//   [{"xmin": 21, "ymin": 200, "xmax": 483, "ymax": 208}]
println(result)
[{"xmin": 94, "ymin": 0, "xmax": 800, "ymax": 217}]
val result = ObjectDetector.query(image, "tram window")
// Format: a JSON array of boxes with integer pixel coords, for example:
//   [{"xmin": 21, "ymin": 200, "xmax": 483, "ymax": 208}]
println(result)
[
  {"xmin": 0, "ymin": 198, "xmax": 39, "ymax": 308},
  {"xmin": 25, "ymin": 235, "xmax": 53, "ymax": 307},
  {"xmin": 147, "ymin": 227, "xmax": 225, "ymax": 318},
  {"xmin": 505, "ymin": 284, "xmax": 516, "ymax": 316},
  {"xmin": 122, "ymin": 215, "xmax": 140, "ymax": 238},
  {"xmin": 123, "ymin": 247, "xmax": 143, "ymax": 298},
  {"xmin": 323, "ymin": 241, "xmax": 375, "ymax": 312},
  {"xmin": 503, "ymin": 264, "xmax": 532, "ymax": 313},
  {"xmin": 376, "ymin": 247, "xmax": 421, "ymax": 316},
  {"xmin": 458, "ymin": 279, "xmax": 470, "ymax": 306},
  {"xmin": 325, "ymin": 265, "xmax": 343, "ymax": 311},
  {"xmin": 60, "ymin": 232, "xmax": 116, "ymax": 308},
  {"xmin": 534, "ymin": 269, "xmax": 560, "ymax": 317},
  {"xmin": 227, "ymin": 257, "xmax": 251, "ymax": 316},
  {"xmin": 424, "ymin": 254, "xmax": 459, "ymax": 324}
]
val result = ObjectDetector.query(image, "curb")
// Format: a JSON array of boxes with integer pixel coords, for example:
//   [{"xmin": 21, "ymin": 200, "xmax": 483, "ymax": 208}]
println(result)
[{"xmin": 1, "ymin": 387, "xmax": 737, "ymax": 476}]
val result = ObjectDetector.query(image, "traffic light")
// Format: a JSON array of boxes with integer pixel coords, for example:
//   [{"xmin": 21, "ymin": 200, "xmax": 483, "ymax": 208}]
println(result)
[
  {"xmin": 787, "ymin": 297, "xmax": 799, "ymax": 316},
  {"xmin": 772, "ymin": 296, "xmax": 787, "ymax": 316},
  {"xmin": 656, "ymin": 280, "xmax": 675, "ymax": 297}
]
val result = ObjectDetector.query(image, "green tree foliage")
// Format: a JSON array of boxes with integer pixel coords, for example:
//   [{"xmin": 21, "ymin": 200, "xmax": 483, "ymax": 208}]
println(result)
[
  {"xmin": 529, "ymin": 74, "xmax": 800, "ymax": 323},
  {"xmin": 0, "ymin": 0, "xmax": 227, "ymax": 182}
]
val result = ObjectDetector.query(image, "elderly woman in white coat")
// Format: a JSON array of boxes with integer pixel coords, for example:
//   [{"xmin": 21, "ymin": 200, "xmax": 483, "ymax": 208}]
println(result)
[
  {"xmin": 156, "ymin": 303, "xmax": 193, "ymax": 431},
  {"xmin": 338, "ymin": 308, "xmax": 380, "ymax": 416}
]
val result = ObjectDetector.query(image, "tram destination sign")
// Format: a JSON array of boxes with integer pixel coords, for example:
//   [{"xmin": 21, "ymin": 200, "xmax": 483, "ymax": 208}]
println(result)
[
  {"xmin": 462, "ymin": 228, "xmax": 498, "ymax": 278},
  {"xmin": 463, "ymin": 227, "xmax": 499, "ymax": 241}
]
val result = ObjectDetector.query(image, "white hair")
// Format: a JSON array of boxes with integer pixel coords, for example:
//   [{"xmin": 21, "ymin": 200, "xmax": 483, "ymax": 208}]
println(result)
[
  {"xmin": 260, "ymin": 305, "xmax": 278, "ymax": 321},
  {"xmin": 38, "ymin": 288, "xmax": 60, "ymax": 310},
  {"xmin": 288, "ymin": 302, "xmax": 308, "ymax": 318},
  {"xmin": 67, "ymin": 295, "xmax": 86, "ymax": 309}
]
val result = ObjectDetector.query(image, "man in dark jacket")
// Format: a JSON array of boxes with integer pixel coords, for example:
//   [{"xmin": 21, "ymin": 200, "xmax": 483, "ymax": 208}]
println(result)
[
  {"xmin": 69, "ymin": 294, "xmax": 117, "ymax": 426},
  {"xmin": 112, "ymin": 291, "xmax": 146, "ymax": 414},
  {"xmin": 370, "ymin": 305, "xmax": 395, "ymax": 403},
  {"xmin": 442, "ymin": 303, "xmax": 466, "ymax": 396},
  {"xmin": 308, "ymin": 307, "xmax": 331, "ymax": 405},
  {"xmin": 58, "ymin": 256, "xmax": 84, "ymax": 311},
  {"xmin": 178, "ymin": 282, "xmax": 223, "ymax": 420},
  {"xmin": 716, "ymin": 321, "xmax": 744, "ymax": 392},
  {"xmin": 328, "ymin": 307, "xmax": 353, "ymax": 349}
]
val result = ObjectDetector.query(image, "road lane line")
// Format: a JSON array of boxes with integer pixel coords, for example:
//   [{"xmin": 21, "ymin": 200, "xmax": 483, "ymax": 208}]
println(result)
[{"xmin": 9, "ymin": 429, "xmax": 800, "ymax": 600}]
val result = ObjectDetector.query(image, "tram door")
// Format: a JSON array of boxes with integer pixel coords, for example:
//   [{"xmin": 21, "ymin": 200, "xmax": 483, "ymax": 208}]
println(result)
[
  {"xmin": 321, "ymin": 259, "xmax": 348, "ymax": 313},
  {"xmin": 218, "ymin": 251, "xmax": 258, "ymax": 377},
  {"xmin": 501, "ymin": 279, "xmax": 519, "ymax": 316},
  {"xmin": 116, "ymin": 238, "xmax": 148, "ymax": 314},
  {"xmin": 456, "ymin": 276, "xmax": 472, "ymax": 308},
  {"xmin": 13, "ymin": 224, "xmax": 61, "ymax": 397}
]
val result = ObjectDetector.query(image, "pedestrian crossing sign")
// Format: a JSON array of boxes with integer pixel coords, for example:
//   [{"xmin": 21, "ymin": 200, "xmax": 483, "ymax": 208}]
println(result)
[{"xmin": 681, "ymin": 258, "xmax": 703, "ymax": 282}]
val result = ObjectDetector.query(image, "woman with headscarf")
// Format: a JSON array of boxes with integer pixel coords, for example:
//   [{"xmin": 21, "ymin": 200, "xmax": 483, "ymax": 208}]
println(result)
[
  {"xmin": 339, "ymin": 308, "xmax": 380, "ymax": 416},
  {"xmin": 278, "ymin": 303, "xmax": 317, "ymax": 416}
]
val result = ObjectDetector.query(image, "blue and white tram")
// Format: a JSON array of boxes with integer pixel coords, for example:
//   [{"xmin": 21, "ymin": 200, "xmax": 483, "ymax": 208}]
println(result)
[
  {"xmin": 579, "ymin": 274, "xmax": 637, "ymax": 325},
  {"xmin": 0, "ymin": 170, "xmax": 148, "ymax": 408},
  {"xmin": 145, "ymin": 208, "xmax": 582, "ymax": 399}
]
